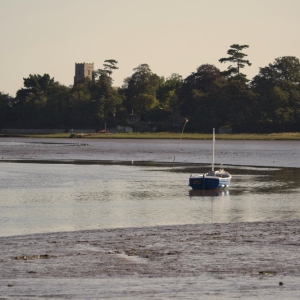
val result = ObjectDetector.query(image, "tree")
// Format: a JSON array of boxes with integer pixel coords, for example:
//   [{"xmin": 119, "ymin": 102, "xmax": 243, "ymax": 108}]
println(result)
[
  {"xmin": 133, "ymin": 94, "xmax": 158, "ymax": 113},
  {"xmin": 14, "ymin": 74, "xmax": 56, "ymax": 127},
  {"xmin": 68, "ymin": 79, "xmax": 92, "ymax": 128},
  {"xmin": 94, "ymin": 59, "xmax": 118, "ymax": 79},
  {"xmin": 16, "ymin": 74, "xmax": 55, "ymax": 104},
  {"xmin": 43, "ymin": 83, "xmax": 70, "ymax": 128},
  {"xmin": 0, "ymin": 92, "xmax": 14, "ymax": 128},
  {"xmin": 176, "ymin": 64, "xmax": 223, "ymax": 118},
  {"xmin": 90, "ymin": 72, "xmax": 122, "ymax": 122},
  {"xmin": 251, "ymin": 56, "xmax": 300, "ymax": 132},
  {"xmin": 185, "ymin": 64, "xmax": 221, "ymax": 92},
  {"xmin": 156, "ymin": 73, "xmax": 182, "ymax": 109},
  {"xmin": 219, "ymin": 44, "xmax": 251, "ymax": 78},
  {"xmin": 103, "ymin": 59, "xmax": 118, "ymax": 76},
  {"xmin": 252, "ymin": 56, "xmax": 300, "ymax": 88},
  {"xmin": 218, "ymin": 79, "xmax": 258, "ymax": 132},
  {"xmin": 25, "ymin": 74, "xmax": 54, "ymax": 90},
  {"xmin": 121, "ymin": 64, "xmax": 163, "ymax": 114}
]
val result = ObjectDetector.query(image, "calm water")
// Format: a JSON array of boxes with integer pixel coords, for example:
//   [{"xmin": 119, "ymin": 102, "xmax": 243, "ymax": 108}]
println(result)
[{"xmin": 0, "ymin": 138, "xmax": 300, "ymax": 237}]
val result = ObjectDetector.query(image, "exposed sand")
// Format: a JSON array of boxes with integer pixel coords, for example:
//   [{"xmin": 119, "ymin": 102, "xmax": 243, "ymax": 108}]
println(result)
[{"xmin": 1, "ymin": 220, "xmax": 300, "ymax": 299}]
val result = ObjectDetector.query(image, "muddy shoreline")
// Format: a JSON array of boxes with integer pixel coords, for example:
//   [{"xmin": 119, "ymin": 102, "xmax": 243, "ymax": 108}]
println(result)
[
  {"xmin": 1, "ymin": 137, "xmax": 300, "ymax": 167},
  {"xmin": 1, "ymin": 220, "xmax": 300, "ymax": 298}
]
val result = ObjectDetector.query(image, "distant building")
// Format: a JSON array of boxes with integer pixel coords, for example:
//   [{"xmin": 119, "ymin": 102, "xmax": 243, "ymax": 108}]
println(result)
[
  {"xmin": 74, "ymin": 63, "xmax": 94, "ymax": 84},
  {"xmin": 117, "ymin": 125, "xmax": 133, "ymax": 133}
]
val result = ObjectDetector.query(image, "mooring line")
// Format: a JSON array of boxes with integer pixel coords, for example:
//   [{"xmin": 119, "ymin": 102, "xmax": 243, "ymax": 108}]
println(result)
[{"xmin": 172, "ymin": 118, "xmax": 188, "ymax": 168}]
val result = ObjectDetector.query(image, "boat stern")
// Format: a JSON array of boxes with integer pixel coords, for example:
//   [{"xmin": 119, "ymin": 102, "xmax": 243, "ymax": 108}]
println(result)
[
  {"xmin": 189, "ymin": 175, "xmax": 205, "ymax": 189},
  {"xmin": 189, "ymin": 174, "xmax": 220, "ymax": 190}
]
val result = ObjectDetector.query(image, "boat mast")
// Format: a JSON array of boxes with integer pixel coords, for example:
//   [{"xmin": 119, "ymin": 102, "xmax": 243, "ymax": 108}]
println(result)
[{"xmin": 212, "ymin": 128, "xmax": 215, "ymax": 171}]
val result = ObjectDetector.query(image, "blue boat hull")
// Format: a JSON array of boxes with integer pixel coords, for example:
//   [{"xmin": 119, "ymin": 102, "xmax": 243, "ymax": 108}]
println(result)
[{"xmin": 189, "ymin": 175, "xmax": 230, "ymax": 190}]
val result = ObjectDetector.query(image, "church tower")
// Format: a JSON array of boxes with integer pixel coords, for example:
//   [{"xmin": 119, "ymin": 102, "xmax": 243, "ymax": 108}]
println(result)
[{"xmin": 74, "ymin": 62, "xmax": 94, "ymax": 84}]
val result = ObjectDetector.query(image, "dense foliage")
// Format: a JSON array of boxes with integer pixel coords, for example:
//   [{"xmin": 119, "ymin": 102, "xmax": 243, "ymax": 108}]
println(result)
[{"xmin": 1, "ymin": 47, "xmax": 300, "ymax": 133}]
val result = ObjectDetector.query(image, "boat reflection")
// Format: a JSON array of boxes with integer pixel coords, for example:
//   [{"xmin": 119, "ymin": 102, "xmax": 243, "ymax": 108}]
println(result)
[{"xmin": 189, "ymin": 189, "xmax": 230, "ymax": 197}]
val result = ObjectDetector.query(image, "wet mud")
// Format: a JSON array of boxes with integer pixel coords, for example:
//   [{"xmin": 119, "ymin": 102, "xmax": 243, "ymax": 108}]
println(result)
[
  {"xmin": 1, "ymin": 137, "xmax": 300, "ymax": 167},
  {"xmin": 1, "ymin": 220, "xmax": 300, "ymax": 298}
]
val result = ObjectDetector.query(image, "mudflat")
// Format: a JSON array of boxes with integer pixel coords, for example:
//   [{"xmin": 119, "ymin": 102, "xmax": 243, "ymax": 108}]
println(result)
[
  {"xmin": 1, "ymin": 220, "xmax": 300, "ymax": 298},
  {"xmin": 1, "ymin": 137, "xmax": 300, "ymax": 167}
]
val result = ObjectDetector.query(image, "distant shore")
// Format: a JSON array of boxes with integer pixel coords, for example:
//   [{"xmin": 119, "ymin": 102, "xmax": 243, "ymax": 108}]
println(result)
[{"xmin": 1, "ymin": 132, "xmax": 300, "ymax": 140}]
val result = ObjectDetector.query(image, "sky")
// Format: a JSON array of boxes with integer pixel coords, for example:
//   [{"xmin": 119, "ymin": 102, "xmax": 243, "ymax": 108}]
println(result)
[{"xmin": 1, "ymin": 0, "xmax": 300, "ymax": 96}]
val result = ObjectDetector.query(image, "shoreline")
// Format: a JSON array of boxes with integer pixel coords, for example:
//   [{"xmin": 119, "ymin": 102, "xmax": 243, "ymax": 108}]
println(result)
[
  {"xmin": 1, "ymin": 219, "xmax": 300, "ymax": 298},
  {"xmin": 1, "ymin": 217, "xmax": 300, "ymax": 243},
  {"xmin": 1, "ymin": 132, "xmax": 300, "ymax": 140}
]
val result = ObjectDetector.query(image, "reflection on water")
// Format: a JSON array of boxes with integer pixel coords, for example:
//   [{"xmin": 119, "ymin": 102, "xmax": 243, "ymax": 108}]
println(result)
[
  {"xmin": 189, "ymin": 189, "xmax": 230, "ymax": 197},
  {"xmin": 0, "ymin": 162, "xmax": 300, "ymax": 237}
]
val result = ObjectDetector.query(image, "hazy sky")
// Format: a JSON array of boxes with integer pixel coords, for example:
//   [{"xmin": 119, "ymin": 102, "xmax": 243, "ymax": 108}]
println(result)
[{"xmin": 1, "ymin": 0, "xmax": 300, "ymax": 96}]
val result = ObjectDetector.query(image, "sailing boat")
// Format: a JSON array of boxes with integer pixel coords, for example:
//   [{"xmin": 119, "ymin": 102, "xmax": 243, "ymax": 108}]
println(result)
[{"xmin": 189, "ymin": 128, "xmax": 231, "ymax": 190}]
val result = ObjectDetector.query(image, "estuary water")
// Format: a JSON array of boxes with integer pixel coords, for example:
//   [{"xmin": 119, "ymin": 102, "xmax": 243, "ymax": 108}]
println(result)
[{"xmin": 0, "ymin": 138, "xmax": 300, "ymax": 237}]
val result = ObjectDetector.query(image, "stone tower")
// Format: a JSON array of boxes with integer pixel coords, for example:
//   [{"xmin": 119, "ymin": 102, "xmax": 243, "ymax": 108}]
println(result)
[{"xmin": 74, "ymin": 62, "xmax": 94, "ymax": 84}]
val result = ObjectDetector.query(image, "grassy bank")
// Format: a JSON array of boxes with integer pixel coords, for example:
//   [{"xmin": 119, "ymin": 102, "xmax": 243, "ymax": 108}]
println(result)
[{"xmin": 1, "ymin": 132, "xmax": 300, "ymax": 140}]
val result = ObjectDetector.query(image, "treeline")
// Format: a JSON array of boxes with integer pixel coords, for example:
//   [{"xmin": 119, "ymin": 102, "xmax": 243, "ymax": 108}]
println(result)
[{"xmin": 1, "ymin": 45, "xmax": 300, "ymax": 133}]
